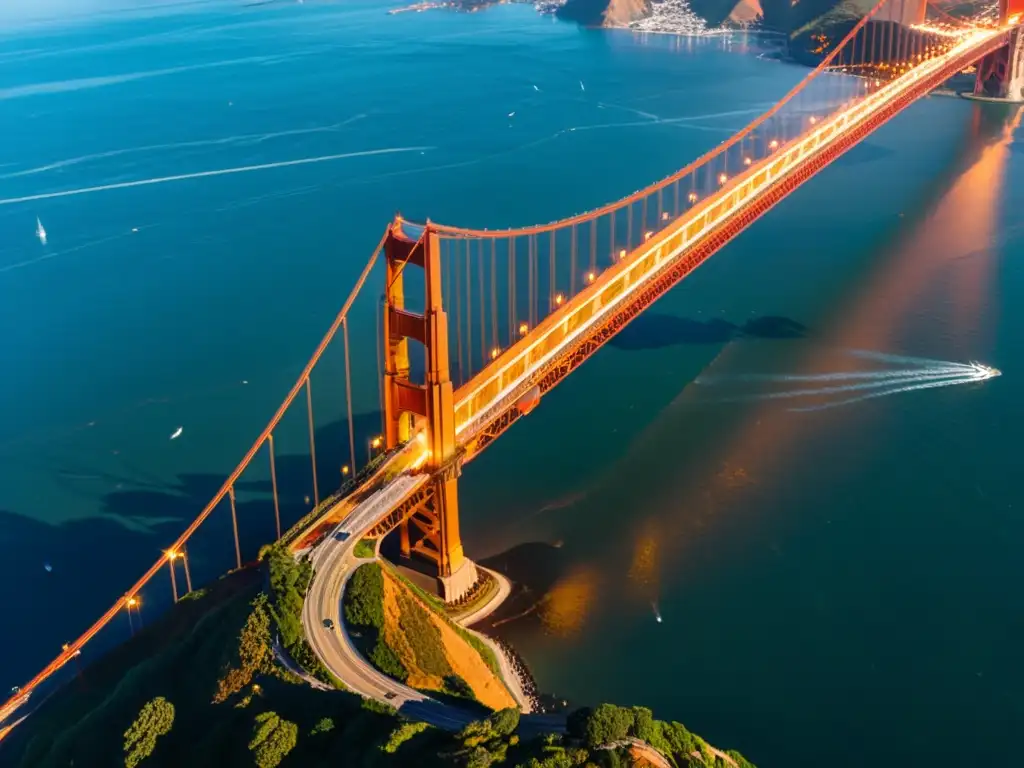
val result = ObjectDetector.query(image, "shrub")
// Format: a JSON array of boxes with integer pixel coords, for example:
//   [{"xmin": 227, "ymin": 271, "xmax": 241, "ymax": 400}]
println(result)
[
  {"xmin": 123, "ymin": 696, "xmax": 175, "ymax": 768},
  {"xmin": 213, "ymin": 594, "xmax": 273, "ymax": 703},
  {"xmin": 248, "ymin": 711, "xmax": 298, "ymax": 768},
  {"xmin": 381, "ymin": 720, "xmax": 430, "ymax": 753},
  {"xmin": 488, "ymin": 707, "xmax": 520, "ymax": 737}
]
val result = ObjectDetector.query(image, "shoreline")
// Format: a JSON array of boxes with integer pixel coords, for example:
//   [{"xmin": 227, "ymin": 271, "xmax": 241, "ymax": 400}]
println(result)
[{"xmin": 455, "ymin": 566, "xmax": 542, "ymax": 713}]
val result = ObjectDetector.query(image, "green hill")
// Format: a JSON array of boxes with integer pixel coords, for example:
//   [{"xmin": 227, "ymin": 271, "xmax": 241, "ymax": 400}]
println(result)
[{"xmin": 0, "ymin": 552, "xmax": 757, "ymax": 768}]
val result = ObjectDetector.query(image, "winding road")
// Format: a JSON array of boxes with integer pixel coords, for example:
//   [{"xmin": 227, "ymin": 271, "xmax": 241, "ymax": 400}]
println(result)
[{"xmin": 299, "ymin": 464, "xmax": 546, "ymax": 731}]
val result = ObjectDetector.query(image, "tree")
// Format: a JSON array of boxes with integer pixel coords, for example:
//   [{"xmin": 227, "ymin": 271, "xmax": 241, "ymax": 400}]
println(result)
[
  {"xmin": 248, "ymin": 711, "xmax": 298, "ymax": 768},
  {"xmin": 344, "ymin": 563, "xmax": 385, "ymax": 629},
  {"xmin": 630, "ymin": 706, "xmax": 656, "ymax": 743},
  {"xmin": 214, "ymin": 595, "xmax": 272, "ymax": 703},
  {"xmin": 487, "ymin": 707, "xmax": 520, "ymax": 738},
  {"xmin": 123, "ymin": 696, "xmax": 175, "ymax": 768},
  {"xmin": 583, "ymin": 704, "xmax": 633, "ymax": 747}
]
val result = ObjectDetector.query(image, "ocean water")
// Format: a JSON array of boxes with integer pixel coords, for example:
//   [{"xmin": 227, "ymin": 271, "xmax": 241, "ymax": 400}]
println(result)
[{"xmin": 1, "ymin": 1, "xmax": 1022, "ymax": 765}]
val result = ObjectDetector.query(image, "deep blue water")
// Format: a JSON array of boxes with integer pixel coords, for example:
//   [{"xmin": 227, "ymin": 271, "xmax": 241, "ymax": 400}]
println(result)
[{"xmin": 2, "ymin": 2, "xmax": 1023, "ymax": 766}]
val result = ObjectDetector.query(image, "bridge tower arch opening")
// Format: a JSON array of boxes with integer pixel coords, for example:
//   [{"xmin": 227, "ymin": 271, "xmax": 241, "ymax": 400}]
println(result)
[{"xmin": 382, "ymin": 218, "xmax": 478, "ymax": 602}]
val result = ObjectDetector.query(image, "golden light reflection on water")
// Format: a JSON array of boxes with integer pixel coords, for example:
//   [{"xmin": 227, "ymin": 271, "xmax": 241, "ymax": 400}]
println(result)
[
  {"xmin": 597, "ymin": 103, "xmax": 1020, "ymax": 593},
  {"xmin": 539, "ymin": 565, "xmax": 600, "ymax": 637},
  {"xmin": 628, "ymin": 521, "xmax": 659, "ymax": 589}
]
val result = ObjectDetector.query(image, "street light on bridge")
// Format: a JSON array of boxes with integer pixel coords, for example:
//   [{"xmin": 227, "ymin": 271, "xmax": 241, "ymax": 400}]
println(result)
[
  {"xmin": 125, "ymin": 595, "xmax": 139, "ymax": 636},
  {"xmin": 367, "ymin": 435, "xmax": 383, "ymax": 464},
  {"xmin": 165, "ymin": 550, "xmax": 180, "ymax": 603}
]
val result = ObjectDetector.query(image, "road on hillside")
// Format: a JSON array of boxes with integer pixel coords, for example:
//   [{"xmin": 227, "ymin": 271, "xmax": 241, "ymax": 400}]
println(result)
[{"xmin": 300, "ymin": 466, "xmax": 562, "ymax": 732}]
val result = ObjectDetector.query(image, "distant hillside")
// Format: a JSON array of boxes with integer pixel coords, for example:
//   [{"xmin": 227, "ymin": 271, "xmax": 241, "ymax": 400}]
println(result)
[{"xmin": 557, "ymin": 0, "xmax": 851, "ymax": 30}]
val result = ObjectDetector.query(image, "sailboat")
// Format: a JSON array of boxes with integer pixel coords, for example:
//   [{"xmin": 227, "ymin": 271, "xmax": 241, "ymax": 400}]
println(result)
[{"xmin": 35, "ymin": 216, "xmax": 47, "ymax": 245}]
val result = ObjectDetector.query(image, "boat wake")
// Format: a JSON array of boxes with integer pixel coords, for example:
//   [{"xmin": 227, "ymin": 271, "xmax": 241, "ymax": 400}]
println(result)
[{"xmin": 697, "ymin": 351, "xmax": 999, "ymax": 412}]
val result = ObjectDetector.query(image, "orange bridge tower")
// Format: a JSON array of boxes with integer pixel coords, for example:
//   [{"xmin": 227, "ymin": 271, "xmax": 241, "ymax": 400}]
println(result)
[
  {"xmin": 975, "ymin": 0, "xmax": 1024, "ymax": 100},
  {"xmin": 381, "ymin": 217, "xmax": 478, "ymax": 602}
]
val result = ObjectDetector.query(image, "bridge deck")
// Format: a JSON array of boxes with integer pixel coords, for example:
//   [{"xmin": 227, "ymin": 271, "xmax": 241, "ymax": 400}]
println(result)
[{"xmin": 450, "ymin": 27, "xmax": 1007, "ymax": 460}]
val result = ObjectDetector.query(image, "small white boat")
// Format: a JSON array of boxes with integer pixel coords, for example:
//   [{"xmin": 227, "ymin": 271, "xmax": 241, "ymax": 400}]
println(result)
[
  {"xmin": 35, "ymin": 217, "xmax": 47, "ymax": 245},
  {"xmin": 170, "ymin": 426, "xmax": 183, "ymax": 440}
]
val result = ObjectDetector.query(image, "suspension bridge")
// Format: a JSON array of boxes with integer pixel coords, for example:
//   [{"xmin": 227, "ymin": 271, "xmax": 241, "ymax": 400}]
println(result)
[{"xmin": 2, "ymin": 0, "xmax": 1022, "ymax": 731}]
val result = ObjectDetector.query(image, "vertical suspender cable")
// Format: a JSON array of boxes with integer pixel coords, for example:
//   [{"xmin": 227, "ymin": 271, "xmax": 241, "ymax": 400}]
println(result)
[
  {"xmin": 466, "ymin": 239, "xmax": 473, "ymax": 378},
  {"xmin": 549, "ymin": 231, "xmax": 556, "ymax": 313},
  {"xmin": 570, "ymin": 224, "xmax": 577, "ymax": 295},
  {"xmin": 305, "ymin": 377, "xmax": 319, "ymax": 509},
  {"xmin": 455, "ymin": 240, "xmax": 464, "ymax": 383},
  {"xmin": 343, "ymin": 316, "xmax": 357, "ymax": 475},
  {"xmin": 477, "ymin": 239, "xmax": 486, "ymax": 364},
  {"xmin": 268, "ymin": 433, "xmax": 281, "ymax": 539},
  {"xmin": 229, "ymin": 486, "xmax": 241, "ymax": 570},
  {"xmin": 589, "ymin": 218, "xmax": 596, "ymax": 271},
  {"xmin": 490, "ymin": 239, "xmax": 498, "ymax": 349}
]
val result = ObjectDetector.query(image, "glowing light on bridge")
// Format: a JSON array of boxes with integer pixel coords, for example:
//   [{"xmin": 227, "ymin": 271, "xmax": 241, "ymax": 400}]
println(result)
[
  {"xmin": 744, "ymin": 157, "xmax": 752, "ymax": 166},
  {"xmin": 718, "ymin": 173, "xmax": 728, "ymax": 185},
  {"xmin": 491, "ymin": 347, "xmax": 501, "ymax": 359},
  {"xmin": 687, "ymin": 191, "xmax": 698, "ymax": 203},
  {"xmin": 518, "ymin": 322, "xmax": 529, "ymax": 336},
  {"xmin": 619, "ymin": 248, "xmax": 627, "ymax": 259},
  {"xmin": 342, "ymin": 464, "xmax": 350, "ymax": 476},
  {"xmin": 769, "ymin": 139, "xmax": 779, "ymax": 150},
  {"xmin": 555, "ymin": 293, "xmax": 564, "ymax": 306},
  {"xmin": 586, "ymin": 271, "xmax": 596, "ymax": 284}
]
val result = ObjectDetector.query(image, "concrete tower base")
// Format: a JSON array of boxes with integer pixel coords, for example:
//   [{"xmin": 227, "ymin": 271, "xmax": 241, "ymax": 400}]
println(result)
[
  {"xmin": 974, "ymin": 29, "xmax": 1024, "ymax": 102},
  {"xmin": 439, "ymin": 558, "xmax": 479, "ymax": 603}
]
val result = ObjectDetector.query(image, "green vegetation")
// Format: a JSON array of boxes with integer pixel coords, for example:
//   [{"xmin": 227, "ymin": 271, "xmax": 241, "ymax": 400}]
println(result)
[
  {"xmin": 382, "ymin": 721, "xmax": 430, "ymax": 753},
  {"xmin": 264, "ymin": 544, "xmax": 341, "ymax": 689},
  {"xmin": 569, "ymin": 704, "xmax": 757, "ymax": 768},
  {"xmin": 343, "ymin": 562, "xmax": 509, "ymax": 706},
  {"xmin": 123, "ymin": 697, "xmax": 175, "ymax": 768},
  {"xmin": 248, "ymin": 711, "xmax": 298, "ymax": 768},
  {"xmin": 354, "ymin": 537, "xmax": 378, "ymax": 559},
  {"xmin": 344, "ymin": 561, "xmax": 409, "ymax": 682},
  {"xmin": 381, "ymin": 562, "xmax": 503, "ymax": 679},
  {"xmin": 2, "ymin": 565, "xmax": 756, "ymax": 768},
  {"xmin": 3, "ymin": 539, "xmax": 756, "ymax": 768}
]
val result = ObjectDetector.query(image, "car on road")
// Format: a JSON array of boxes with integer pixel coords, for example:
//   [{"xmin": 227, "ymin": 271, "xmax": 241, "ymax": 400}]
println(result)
[
  {"xmin": 322, "ymin": 618, "xmax": 334, "ymax": 630},
  {"xmin": 384, "ymin": 692, "xmax": 397, "ymax": 700}
]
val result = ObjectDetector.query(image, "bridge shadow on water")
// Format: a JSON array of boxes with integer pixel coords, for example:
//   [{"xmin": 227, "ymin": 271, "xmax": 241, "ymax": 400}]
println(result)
[
  {"xmin": 0, "ymin": 411, "xmax": 384, "ymax": 695},
  {"xmin": 608, "ymin": 312, "xmax": 807, "ymax": 351}
]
